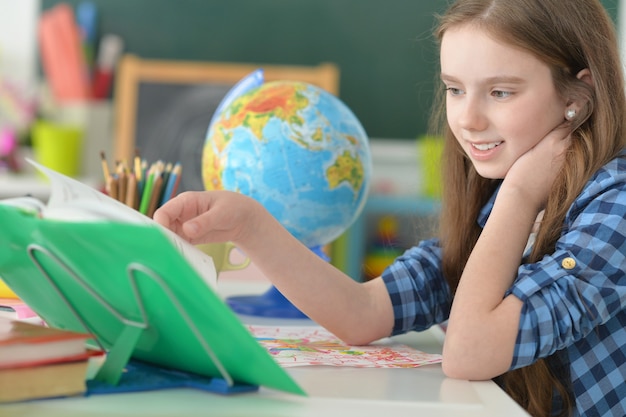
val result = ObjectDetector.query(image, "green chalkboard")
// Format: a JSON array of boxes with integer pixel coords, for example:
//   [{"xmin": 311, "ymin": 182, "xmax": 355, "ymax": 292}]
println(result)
[{"xmin": 41, "ymin": 0, "xmax": 619, "ymax": 140}]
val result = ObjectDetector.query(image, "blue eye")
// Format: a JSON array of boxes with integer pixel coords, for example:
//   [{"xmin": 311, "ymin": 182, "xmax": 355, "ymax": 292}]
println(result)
[
  {"xmin": 445, "ymin": 87, "xmax": 463, "ymax": 96},
  {"xmin": 492, "ymin": 90, "xmax": 512, "ymax": 98}
]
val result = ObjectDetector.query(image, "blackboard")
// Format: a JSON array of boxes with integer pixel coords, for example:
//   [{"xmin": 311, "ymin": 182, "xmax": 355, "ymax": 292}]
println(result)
[
  {"xmin": 41, "ymin": 0, "xmax": 619, "ymax": 141},
  {"xmin": 41, "ymin": 0, "xmax": 447, "ymax": 139},
  {"xmin": 134, "ymin": 81, "xmax": 232, "ymax": 192}
]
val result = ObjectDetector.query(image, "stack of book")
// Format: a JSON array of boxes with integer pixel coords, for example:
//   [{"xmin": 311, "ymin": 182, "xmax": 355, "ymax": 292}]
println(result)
[{"xmin": 0, "ymin": 317, "xmax": 102, "ymax": 403}]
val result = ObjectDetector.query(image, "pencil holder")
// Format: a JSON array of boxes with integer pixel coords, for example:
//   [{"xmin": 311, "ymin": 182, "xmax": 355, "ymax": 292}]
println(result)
[{"xmin": 32, "ymin": 120, "xmax": 83, "ymax": 178}]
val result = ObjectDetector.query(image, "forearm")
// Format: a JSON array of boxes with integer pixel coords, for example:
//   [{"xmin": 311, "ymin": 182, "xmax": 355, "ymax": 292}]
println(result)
[
  {"xmin": 443, "ymin": 188, "xmax": 536, "ymax": 379},
  {"xmin": 235, "ymin": 207, "xmax": 394, "ymax": 345},
  {"xmin": 154, "ymin": 191, "xmax": 394, "ymax": 344}
]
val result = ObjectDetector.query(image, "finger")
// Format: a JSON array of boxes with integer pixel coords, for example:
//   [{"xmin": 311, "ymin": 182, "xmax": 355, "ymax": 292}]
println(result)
[
  {"xmin": 549, "ymin": 121, "xmax": 575, "ymax": 143},
  {"xmin": 153, "ymin": 197, "xmax": 185, "ymax": 229},
  {"xmin": 162, "ymin": 192, "xmax": 219, "ymax": 241},
  {"xmin": 154, "ymin": 192, "xmax": 202, "ymax": 230},
  {"xmin": 153, "ymin": 206, "xmax": 174, "ymax": 228},
  {"xmin": 182, "ymin": 216, "xmax": 204, "ymax": 241}
]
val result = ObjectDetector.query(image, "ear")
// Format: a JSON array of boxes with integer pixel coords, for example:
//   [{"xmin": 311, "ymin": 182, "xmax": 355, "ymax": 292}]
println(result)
[
  {"xmin": 564, "ymin": 68, "xmax": 593, "ymax": 120},
  {"xmin": 576, "ymin": 68, "xmax": 593, "ymax": 87}
]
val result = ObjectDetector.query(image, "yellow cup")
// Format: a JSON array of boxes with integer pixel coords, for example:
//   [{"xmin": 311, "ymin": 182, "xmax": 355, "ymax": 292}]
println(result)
[
  {"xmin": 32, "ymin": 120, "xmax": 83, "ymax": 177},
  {"xmin": 196, "ymin": 242, "xmax": 250, "ymax": 276}
]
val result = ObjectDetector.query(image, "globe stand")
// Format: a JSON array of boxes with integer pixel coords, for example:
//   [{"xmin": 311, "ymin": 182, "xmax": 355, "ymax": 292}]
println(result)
[{"xmin": 226, "ymin": 246, "xmax": 329, "ymax": 319}]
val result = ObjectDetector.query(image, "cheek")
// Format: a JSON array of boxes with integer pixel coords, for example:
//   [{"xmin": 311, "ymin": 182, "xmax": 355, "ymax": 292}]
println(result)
[
  {"xmin": 446, "ymin": 103, "xmax": 463, "ymax": 139},
  {"xmin": 498, "ymin": 100, "xmax": 563, "ymax": 145}
]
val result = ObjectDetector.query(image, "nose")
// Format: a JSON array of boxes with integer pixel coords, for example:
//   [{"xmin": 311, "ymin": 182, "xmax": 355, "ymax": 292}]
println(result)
[{"xmin": 456, "ymin": 96, "xmax": 488, "ymax": 131}]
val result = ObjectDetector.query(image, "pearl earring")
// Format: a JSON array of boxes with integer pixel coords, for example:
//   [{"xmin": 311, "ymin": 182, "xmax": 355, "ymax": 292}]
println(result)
[{"xmin": 566, "ymin": 109, "xmax": 576, "ymax": 120}]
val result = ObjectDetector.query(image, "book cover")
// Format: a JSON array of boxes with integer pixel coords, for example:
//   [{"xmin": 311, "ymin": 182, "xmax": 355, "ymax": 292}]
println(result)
[
  {"xmin": 0, "ymin": 360, "xmax": 89, "ymax": 403},
  {"xmin": 0, "ymin": 317, "xmax": 99, "ymax": 369}
]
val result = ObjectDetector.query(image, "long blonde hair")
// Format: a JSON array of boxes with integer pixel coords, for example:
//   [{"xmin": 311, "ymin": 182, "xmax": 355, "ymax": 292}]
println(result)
[{"xmin": 431, "ymin": 0, "xmax": 626, "ymax": 415}]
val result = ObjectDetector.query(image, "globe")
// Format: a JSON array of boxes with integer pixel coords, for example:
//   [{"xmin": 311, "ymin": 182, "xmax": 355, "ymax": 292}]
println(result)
[{"xmin": 202, "ymin": 80, "xmax": 372, "ymax": 249}]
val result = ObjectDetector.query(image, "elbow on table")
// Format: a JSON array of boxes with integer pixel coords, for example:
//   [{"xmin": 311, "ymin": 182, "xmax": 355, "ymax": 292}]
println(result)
[
  {"xmin": 442, "ymin": 358, "xmax": 480, "ymax": 380},
  {"xmin": 331, "ymin": 327, "xmax": 384, "ymax": 347},
  {"xmin": 441, "ymin": 321, "xmax": 517, "ymax": 380},
  {"xmin": 441, "ymin": 350, "xmax": 509, "ymax": 381}
]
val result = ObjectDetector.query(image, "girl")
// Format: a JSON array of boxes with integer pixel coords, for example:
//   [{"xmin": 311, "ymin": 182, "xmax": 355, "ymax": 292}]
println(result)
[{"xmin": 154, "ymin": 0, "xmax": 626, "ymax": 415}]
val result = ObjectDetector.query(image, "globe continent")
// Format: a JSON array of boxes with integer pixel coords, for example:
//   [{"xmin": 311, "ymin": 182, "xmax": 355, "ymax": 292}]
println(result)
[{"xmin": 202, "ymin": 80, "xmax": 371, "ymax": 248}]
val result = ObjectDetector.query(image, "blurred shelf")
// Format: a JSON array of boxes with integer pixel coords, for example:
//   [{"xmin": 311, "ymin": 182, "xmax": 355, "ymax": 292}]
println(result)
[
  {"xmin": 331, "ymin": 194, "xmax": 440, "ymax": 281},
  {"xmin": 364, "ymin": 194, "xmax": 440, "ymax": 215}
]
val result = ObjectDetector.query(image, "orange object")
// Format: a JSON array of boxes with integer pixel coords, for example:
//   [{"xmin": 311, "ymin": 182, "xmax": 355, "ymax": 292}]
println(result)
[
  {"xmin": 38, "ymin": 4, "xmax": 90, "ymax": 102},
  {"xmin": 362, "ymin": 216, "xmax": 404, "ymax": 281},
  {"xmin": 0, "ymin": 279, "xmax": 18, "ymax": 299}
]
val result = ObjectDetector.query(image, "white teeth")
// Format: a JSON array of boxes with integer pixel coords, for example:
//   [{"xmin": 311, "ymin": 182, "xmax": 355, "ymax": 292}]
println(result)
[{"xmin": 472, "ymin": 141, "xmax": 502, "ymax": 151}]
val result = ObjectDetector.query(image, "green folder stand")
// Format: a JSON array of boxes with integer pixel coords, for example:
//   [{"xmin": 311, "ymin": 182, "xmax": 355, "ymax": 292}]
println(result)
[{"xmin": 0, "ymin": 204, "xmax": 305, "ymax": 397}]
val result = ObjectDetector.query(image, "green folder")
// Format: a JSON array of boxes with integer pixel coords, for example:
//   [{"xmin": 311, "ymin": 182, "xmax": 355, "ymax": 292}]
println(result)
[{"xmin": 0, "ymin": 203, "xmax": 304, "ymax": 396}]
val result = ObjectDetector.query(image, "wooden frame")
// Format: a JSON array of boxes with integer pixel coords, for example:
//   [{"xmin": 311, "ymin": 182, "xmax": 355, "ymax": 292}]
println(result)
[{"xmin": 113, "ymin": 54, "xmax": 340, "ymax": 165}]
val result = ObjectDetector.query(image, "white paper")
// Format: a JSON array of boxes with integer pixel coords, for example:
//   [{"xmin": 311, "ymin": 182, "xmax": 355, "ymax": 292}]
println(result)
[{"xmin": 8, "ymin": 159, "xmax": 219, "ymax": 291}]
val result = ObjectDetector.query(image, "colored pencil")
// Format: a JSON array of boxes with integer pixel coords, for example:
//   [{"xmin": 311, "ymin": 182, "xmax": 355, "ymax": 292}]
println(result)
[
  {"xmin": 146, "ymin": 174, "xmax": 164, "ymax": 218},
  {"xmin": 116, "ymin": 161, "xmax": 127, "ymax": 203},
  {"xmin": 160, "ymin": 162, "xmax": 181, "ymax": 205},
  {"xmin": 125, "ymin": 172, "xmax": 137, "ymax": 209},
  {"xmin": 100, "ymin": 151, "xmax": 111, "ymax": 193},
  {"xmin": 108, "ymin": 174, "xmax": 119, "ymax": 201},
  {"xmin": 134, "ymin": 149, "xmax": 142, "ymax": 182},
  {"xmin": 138, "ymin": 165, "xmax": 156, "ymax": 215}
]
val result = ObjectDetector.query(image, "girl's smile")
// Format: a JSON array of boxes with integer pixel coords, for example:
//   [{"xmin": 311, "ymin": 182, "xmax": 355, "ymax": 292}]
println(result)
[{"xmin": 467, "ymin": 140, "xmax": 504, "ymax": 161}]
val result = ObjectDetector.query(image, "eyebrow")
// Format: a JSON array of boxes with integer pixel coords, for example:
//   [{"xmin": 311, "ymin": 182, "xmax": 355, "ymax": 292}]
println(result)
[{"xmin": 440, "ymin": 74, "xmax": 526, "ymax": 84}]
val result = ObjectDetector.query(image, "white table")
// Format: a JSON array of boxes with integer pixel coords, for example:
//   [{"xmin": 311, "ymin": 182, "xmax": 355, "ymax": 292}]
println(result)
[{"xmin": 0, "ymin": 280, "xmax": 529, "ymax": 417}]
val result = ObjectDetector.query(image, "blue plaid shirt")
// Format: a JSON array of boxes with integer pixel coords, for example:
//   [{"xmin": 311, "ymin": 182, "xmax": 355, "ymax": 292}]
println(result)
[{"xmin": 381, "ymin": 154, "xmax": 626, "ymax": 417}]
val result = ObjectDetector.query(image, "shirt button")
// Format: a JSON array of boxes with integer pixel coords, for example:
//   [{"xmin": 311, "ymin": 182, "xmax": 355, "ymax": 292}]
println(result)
[{"xmin": 562, "ymin": 257, "xmax": 576, "ymax": 269}]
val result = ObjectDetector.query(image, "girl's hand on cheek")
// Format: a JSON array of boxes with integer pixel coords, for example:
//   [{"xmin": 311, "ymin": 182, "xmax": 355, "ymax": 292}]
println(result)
[{"xmin": 503, "ymin": 124, "xmax": 572, "ymax": 212}]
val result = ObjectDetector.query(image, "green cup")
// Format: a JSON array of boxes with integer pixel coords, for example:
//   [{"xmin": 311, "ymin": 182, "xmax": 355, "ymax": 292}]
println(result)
[
  {"xmin": 32, "ymin": 120, "xmax": 83, "ymax": 178},
  {"xmin": 196, "ymin": 242, "xmax": 250, "ymax": 276}
]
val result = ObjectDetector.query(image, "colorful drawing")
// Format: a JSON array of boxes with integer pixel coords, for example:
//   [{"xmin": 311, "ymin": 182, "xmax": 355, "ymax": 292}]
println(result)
[{"xmin": 248, "ymin": 325, "xmax": 442, "ymax": 368}]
